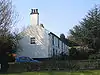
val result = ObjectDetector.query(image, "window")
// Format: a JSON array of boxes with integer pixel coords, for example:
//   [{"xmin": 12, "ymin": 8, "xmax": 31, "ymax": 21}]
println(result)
[
  {"xmin": 56, "ymin": 49, "xmax": 57, "ymax": 55},
  {"xmin": 52, "ymin": 35, "xmax": 54, "ymax": 45},
  {"xmin": 19, "ymin": 57, "xmax": 27, "ymax": 60},
  {"xmin": 53, "ymin": 48, "xmax": 55, "ymax": 56},
  {"xmin": 27, "ymin": 57, "xmax": 33, "ymax": 61},
  {"xmin": 58, "ymin": 39, "xmax": 59, "ymax": 48},
  {"xmin": 30, "ymin": 37, "xmax": 35, "ymax": 44}
]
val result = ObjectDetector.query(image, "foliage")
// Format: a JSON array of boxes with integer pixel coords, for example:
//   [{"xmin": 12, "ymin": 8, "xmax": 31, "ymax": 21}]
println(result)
[
  {"xmin": 69, "ymin": 47, "xmax": 78, "ymax": 60},
  {"xmin": 68, "ymin": 5, "xmax": 100, "ymax": 53},
  {"xmin": 66, "ymin": 39, "xmax": 79, "ymax": 47},
  {"xmin": 89, "ymin": 53, "xmax": 100, "ymax": 59},
  {"xmin": 0, "ymin": 0, "xmax": 20, "ymax": 55},
  {"xmin": 69, "ymin": 47, "xmax": 89, "ymax": 60},
  {"xmin": 0, "ymin": 0, "xmax": 21, "ymax": 73}
]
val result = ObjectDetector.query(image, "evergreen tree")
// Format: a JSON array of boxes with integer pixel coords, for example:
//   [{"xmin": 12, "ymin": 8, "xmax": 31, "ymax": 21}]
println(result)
[{"xmin": 69, "ymin": 5, "xmax": 100, "ymax": 53}]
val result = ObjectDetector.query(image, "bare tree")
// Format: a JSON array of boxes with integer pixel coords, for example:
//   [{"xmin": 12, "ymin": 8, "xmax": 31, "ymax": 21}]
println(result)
[
  {"xmin": 0, "ymin": 0, "xmax": 19, "ymax": 52},
  {"xmin": 0, "ymin": 0, "xmax": 20, "ymax": 73}
]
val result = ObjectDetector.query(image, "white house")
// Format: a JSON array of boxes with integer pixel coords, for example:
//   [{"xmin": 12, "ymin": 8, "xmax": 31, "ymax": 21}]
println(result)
[{"xmin": 17, "ymin": 9, "xmax": 69, "ymax": 59}]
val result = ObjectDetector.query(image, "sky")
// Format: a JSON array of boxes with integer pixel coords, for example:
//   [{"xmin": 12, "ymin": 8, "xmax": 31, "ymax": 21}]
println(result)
[{"xmin": 12, "ymin": 0, "xmax": 100, "ymax": 37}]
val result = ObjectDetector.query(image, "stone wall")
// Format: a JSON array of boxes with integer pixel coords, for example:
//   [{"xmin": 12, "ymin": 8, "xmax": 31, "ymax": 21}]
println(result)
[{"xmin": 8, "ymin": 60, "xmax": 100, "ymax": 72}]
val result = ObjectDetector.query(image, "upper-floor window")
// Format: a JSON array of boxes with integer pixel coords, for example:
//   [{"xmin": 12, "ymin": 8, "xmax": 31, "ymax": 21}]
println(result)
[
  {"xmin": 30, "ymin": 37, "xmax": 35, "ymax": 44},
  {"xmin": 52, "ymin": 35, "xmax": 54, "ymax": 45},
  {"xmin": 58, "ymin": 39, "xmax": 59, "ymax": 48}
]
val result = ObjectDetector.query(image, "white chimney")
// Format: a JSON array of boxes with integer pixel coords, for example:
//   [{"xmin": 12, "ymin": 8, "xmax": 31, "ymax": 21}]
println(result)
[{"xmin": 30, "ymin": 9, "xmax": 39, "ymax": 25}]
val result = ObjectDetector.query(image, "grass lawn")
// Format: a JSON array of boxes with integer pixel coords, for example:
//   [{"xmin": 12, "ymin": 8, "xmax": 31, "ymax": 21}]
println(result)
[{"xmin": 1, "ymin": 70, "xmax": 100, "ymax": 75}]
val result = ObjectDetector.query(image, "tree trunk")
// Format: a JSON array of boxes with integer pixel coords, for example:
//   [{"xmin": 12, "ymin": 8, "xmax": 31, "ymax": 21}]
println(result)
[{"xmin": 0, "ymin": 53, "xmax": 9, "ymax": 73}]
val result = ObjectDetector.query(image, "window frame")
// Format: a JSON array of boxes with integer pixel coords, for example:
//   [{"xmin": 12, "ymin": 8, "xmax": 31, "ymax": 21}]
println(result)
[
  {"xmin": 30, "ymin": 37, "xmax": 35, "ymax": 44},
  {"xmin": 52, "ymin": 35, "xmax": 54, "ymax": 45}
]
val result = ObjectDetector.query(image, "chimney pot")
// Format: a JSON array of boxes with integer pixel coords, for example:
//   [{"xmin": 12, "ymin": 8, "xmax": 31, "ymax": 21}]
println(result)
[
  {"xmin": 30, "ymin": 9, "xmax": 34, "ymax": 14},
  {"xmin": 34, "ymin": 9, "xmax": 35, "ymax": 13},
  {"xmin": 36, "ymin": 9, "xmax": 38, "ymax": 13},
  {"xmin": 30, "ymin": 9, "xmax": 39, "ymax": 15}
]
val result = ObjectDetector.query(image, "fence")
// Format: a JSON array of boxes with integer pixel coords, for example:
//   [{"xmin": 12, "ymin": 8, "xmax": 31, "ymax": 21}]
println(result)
[{"xmin": 7, "ymin": 60, "xmax": 100, "ymax": 72}]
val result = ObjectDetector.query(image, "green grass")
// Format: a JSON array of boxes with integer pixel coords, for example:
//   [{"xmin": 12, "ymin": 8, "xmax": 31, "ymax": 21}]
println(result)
[{"xmin": 1, "ymin": 70, "xmax": 100, "ymax": 75}]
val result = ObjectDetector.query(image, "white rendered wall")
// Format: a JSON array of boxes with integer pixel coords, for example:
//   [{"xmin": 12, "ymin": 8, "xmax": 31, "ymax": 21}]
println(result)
[
  {"xmin": 17, "ymin": 25, "xmax": 50, "ymax": 58},
  {"xmin": 49, "ymin": 33, "xmax": 69, "ymax": 56}
]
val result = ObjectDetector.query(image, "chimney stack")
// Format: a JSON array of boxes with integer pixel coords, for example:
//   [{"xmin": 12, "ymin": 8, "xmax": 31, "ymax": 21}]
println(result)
[{"xmin": 30, "ymin": 9, "xmax": 39, "ymax": 25}]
